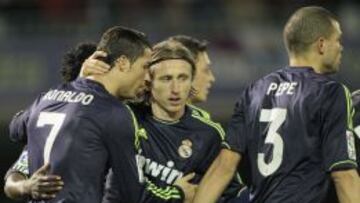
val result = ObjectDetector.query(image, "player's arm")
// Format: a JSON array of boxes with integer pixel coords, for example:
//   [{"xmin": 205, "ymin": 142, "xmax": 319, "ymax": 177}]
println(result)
[
  {"xmin": 9, "ymin": 93, "xmax": 44, "ymax": 143},
  {"xmin": 195, "ymin": 91, "xmax": 248, "ymax": 203},
  {"xmin": 331, "ymin": 169, "xmax": 360, "ymax": 203},
  {"xmin": 322, "ymin": 84, "xmax": 359, "ymax": 203},
  {"xmin": 193, "ymin": 149, "xmax": 241, "ymax": 203},
  {"xmin": 4, "ymin": 171, "xmax": 28, "ymax": 200},
  {"xmin": 190, "ymin": 106, "xmax": 246, "ymax": 201},
  {"xmin": 4, "ymin": 147, "xmax": 30, "ymax": 200},
  {"xmin": 4, "ymin": 148, "xmax": 64, "ymax": 200},
  {"xmin": 9, "ymin": 109, "xmax": 30, "ymax": 143},
  {"xmin": 102, "ymin": 169, "xmax": 196, "ymax": 203},
  {"xmin": 5, "ymin": 164, "xmax": 64, "ymax": 201}
]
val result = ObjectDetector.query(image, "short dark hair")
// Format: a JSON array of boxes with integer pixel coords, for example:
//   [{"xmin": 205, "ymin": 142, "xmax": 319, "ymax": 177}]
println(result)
[
  {"xmin": 168, "ymin": 35, "xmax": 207, "ymax": 59},
  {"xmin": 283, "ymin": 6, "xmax": 338, "ymax": 55},
  {"xmin": 97, "ymin": 26, "xmax": 151, "ymax": 66},
  {"xmin": 149, "ymin": 40, "xmax": 196, "ymax": 77},
  {"xmin": 60, "ymin": 42, "xmax": 97, "ymax": 82}
]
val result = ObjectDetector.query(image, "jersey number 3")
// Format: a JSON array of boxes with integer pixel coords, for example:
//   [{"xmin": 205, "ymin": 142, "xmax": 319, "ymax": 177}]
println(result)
[
  {"xmin": 36, "ymin": 112, "xmax": 66, "ymax": 164},
  {"xmin": 257, "ymin": 108, "xmax": 286, "ymax": 177}
]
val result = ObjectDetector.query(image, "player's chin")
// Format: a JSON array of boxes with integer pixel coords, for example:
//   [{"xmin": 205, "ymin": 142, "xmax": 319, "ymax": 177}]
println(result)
[
  {"xmin": 166, "ymin": 103, "xmax": 185, "ymax": 112},
  {"xmin": 332, "ymin": 62, "xmax": 341, "ymax": 73},
  {"xmin": 135, "ymin": 90, "xmax": 147, "ymax": 99},
  {"xmin": 197, "ymin": 92, "xmax": 208, "ymax": 103},
  {"xmin": 133, "ymin": 87, "xmax": 147, "ymax": 99}
]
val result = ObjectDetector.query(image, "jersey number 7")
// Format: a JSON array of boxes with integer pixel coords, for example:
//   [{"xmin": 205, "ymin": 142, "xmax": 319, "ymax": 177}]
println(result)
[
  {"xmin": 257, "ymin": 108, "xmax": 286, "ymax": 177},
  {"xmin": 36, "ymin": 112, "xmax": 66, "ymax": 164}
]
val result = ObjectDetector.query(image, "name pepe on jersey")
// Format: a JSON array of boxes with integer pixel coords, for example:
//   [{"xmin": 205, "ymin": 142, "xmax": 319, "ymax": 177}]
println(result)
[
  {"xmin": 267, "ymin": 82, "xmax": 298, "ymax": 96},
  {"xmin": 42, "ymin": 89, "xmax": 94, "ymax": 105}
]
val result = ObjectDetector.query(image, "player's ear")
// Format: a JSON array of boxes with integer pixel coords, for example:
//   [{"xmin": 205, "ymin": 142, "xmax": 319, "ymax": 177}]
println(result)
[
  {"xmin": 114, "ymin": 55, "xmax": 131, "ymax": 72},
  {"xmin": 317, "ymin": 37, "xmax": 326, "ymax": 55},
  {"xmin": 189, "ymin": 86, "xmax": 198, "ymax": 98}
]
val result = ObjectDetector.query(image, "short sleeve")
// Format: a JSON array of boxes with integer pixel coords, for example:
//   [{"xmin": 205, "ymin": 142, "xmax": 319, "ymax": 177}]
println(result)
[
  {"xmin": 224, "ymin": 90, "xmax": 248, "ymax": 154},
  {"xmin": 321, "ymin": 84, "xmax": 357, "ymax": 171},
  {"xmin": 9, "ymin": 93, "xmax": 44, "ymax": 143},
  {"xmin": 9, "ymin": 109, "xmax": 30, "ymax": 143}
]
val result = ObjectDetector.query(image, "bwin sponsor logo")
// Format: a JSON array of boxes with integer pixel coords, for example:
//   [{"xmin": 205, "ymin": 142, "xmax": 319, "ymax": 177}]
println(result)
[{"xmin": 136, "ymin": 154, "xmax": 183, "ymax": 184}]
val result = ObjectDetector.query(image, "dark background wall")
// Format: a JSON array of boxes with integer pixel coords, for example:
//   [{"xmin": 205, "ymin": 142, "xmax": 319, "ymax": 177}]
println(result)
[{"xmin": 1, "ymin": 0, "xmax": 359, "ymax": 202}]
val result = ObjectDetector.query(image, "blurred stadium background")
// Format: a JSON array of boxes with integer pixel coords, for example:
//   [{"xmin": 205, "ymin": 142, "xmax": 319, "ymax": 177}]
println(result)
[{"xmin": 0, "ymin": 0, "xmax": 359, "ymax": 202}]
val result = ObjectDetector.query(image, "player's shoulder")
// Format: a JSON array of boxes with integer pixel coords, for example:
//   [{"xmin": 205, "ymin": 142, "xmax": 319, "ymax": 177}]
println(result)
[
  {"xmin": 69, "ymin": 79, "xmax": 130, "ymax": 112},
  {"xmin": 106, "ymin": 100, "xmax": 132, "ymax": 120},
  {"xmin": 319, "ymin": 75, "xmax": 344, "ymax": 89},
  {"xmin": 187, "ymin": 105, "xmax": 225, "ymax": 141},
  {"xmin": 68, "ymin": 86, "xmax": 131, "ymax": 125},
  {"xmin": 187, "ymin": 104, "xmax": 211, "ymax": 119},
  {"xmin": 95, "ymin": 102, "xmax": 136, "ymax": 138},
  {"xmin": 127, "ymin": 102, "xmax": 150, "ymax": 117},
  {"xmin": 243, "ymin": 67, "xmax": 288, "ymax": 94},
  {"xmin": 273, "ymin": 67, "xmax": 346, "ymax": 94},
  {"xmin": 259, "ymin": 66, "xmax": 330, "ymax": 81},
  {"xmin": 321, "ymin": 79, "xmax": 350, "ymax": 99}
]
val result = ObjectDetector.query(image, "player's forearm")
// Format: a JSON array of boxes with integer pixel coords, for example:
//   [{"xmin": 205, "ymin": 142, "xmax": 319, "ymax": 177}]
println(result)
[
  {"xmin": 4, "ymin": 173, "xmax": 29, "ymax": 200},
  {"xmin": 193, "ymin": 160, "xmax": 234, "ymax": 203},
  {"xmin": 193, "ymin": 150, "xmax": 240, "ymax": 203},
  {"xmin": 331, "ymin": 169, "xmax": 360, "ymax": 203}
]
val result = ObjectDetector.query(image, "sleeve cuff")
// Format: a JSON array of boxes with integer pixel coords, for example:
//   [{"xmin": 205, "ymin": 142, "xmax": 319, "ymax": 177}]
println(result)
[
  {"xmin": 328, "ymin": 160, "xmax": 358, "ymax": 172},
  {"xmin": 221, "ymin": 141, "xmax": 244, "ymax": 155}
]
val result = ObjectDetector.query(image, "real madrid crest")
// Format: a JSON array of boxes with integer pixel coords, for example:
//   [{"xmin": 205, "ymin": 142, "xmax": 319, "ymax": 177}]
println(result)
[{"xmin": 178, "ymin": 139, "xmax": 193, "ymax": 158}]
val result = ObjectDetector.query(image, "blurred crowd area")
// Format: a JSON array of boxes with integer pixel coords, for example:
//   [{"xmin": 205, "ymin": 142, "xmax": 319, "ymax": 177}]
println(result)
[
  {"xmin": 0, "ymin": 0, "xmax": 360, "ymax": 121},
  {"xmin": 0, "ymin": 1, "xmax": 359, "ymax": 201}
]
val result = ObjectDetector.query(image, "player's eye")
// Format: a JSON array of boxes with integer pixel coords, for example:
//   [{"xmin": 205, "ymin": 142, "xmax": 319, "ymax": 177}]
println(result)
[
  {"xmin": 178, "ymin": 74, "xmax": 189, "ymax": 81},
  {"xmin": 159, "ymin": 76, "xmax": 172, "ymax": 81}
]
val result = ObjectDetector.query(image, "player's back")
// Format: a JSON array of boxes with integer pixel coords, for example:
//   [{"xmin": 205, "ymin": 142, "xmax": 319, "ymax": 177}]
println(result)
[
  {"xmin": 239, "ymin": 67, "xmax": 356, "ymax": 203},
  {"xmin": 23, "ymin": 78, "xmax": 125, "ymax": 203}
]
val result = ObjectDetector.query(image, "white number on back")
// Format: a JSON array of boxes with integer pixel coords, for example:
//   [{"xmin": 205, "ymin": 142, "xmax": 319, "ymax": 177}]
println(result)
[
  {"xmin": 36, "ymin": 112, "xmax": 66, "ymax": 164},
  {"xmin": 257, "ymin": 108, "xmax": 286, "ymax": 177}
]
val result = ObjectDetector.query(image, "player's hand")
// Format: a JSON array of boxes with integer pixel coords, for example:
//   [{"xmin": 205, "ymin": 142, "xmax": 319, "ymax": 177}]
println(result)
[
  {"xmin": 22, "ymin": 163, "xmax": 64, "ymax": 200},
  {"xmin": 174, "ymin": 172, "xmax": 198, "ymax": 203},
  {"xmin": 80, "ymin": 51, "xmax": 110, "ymax": 77}
]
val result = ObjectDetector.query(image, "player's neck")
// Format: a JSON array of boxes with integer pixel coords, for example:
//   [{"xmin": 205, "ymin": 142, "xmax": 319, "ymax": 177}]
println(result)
[
  {"xmin": 151, "ymin": 102, "xmax": 185, "ymax": 122},
  {"xmin": 187, "ymin": 96, "xmax": 203, "ymax": 104},
  {"xmin": 289, "ymin": 55, "xmax": 323, "ymax": 74},
  {"xmin": 86, "ymin": 76, "xmax": 118, "ymax": 97}
]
